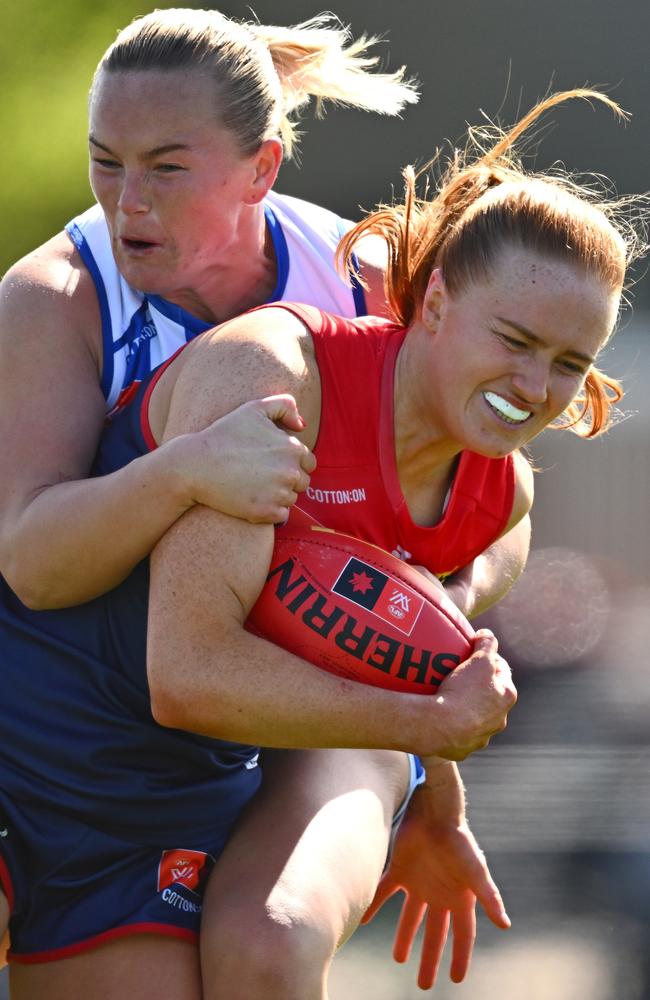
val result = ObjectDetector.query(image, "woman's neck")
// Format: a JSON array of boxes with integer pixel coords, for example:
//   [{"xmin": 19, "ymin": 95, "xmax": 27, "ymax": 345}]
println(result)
[
  {"xmin": 393, "ymin": 324, "xmax": 461, "ymax": 526},
  {"xmin": 158, "ymin": 204, "xmax": 278, "ymax": 326}
]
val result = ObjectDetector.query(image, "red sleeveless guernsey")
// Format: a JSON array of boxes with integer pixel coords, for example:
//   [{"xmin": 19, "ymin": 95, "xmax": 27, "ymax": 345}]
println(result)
[{"xmin": 279, "ymin": 303, "xmax": 516, "ymax": 578}]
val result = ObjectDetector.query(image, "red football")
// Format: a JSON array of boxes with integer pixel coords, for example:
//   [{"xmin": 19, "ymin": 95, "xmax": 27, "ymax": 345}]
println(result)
[{"xmin": 247, "ymin": 518, "xmax": 475, "ymax": 695}]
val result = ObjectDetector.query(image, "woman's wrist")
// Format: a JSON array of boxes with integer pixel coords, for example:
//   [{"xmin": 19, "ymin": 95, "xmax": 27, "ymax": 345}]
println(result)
[
  {"xmin": 414, "ymin": 756, "xmax": 466, "ymax": 827},
  {"xmin": 148, "ymin": 433, "xmax": 200, "ymax": 514}
]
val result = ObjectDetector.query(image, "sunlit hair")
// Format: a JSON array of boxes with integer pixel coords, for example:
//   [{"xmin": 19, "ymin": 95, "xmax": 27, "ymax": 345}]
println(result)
[
  {"xmin": 93, "ymin": 8, "xmax": 419, "ymax": 158},
  {"xmin": 339, "ymin": 89, "xmax": 649, "ymax": 438}
]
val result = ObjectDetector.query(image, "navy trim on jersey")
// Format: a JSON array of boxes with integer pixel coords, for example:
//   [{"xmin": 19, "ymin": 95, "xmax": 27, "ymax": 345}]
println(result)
[
  {"xmin": 112, "ymin": 302, "xmax": 150, "ymax": 353},
  {"xmin": 264, "ymin": 204, "xmax": 289, "ymax": 301},
  {"xmin": 145, "ymin": 295, "xmax": 213, "ymax": 340},
  {"xmin": 349, "ymin": 253, "xmax": 368, "ymax": 316},
  {"xmin": 65, "ymin": 221, "xmax": 114, "ymax": 400},
  {"xmin": 108, "ymin": 303, "xmax": 163, "ymax": 411}
]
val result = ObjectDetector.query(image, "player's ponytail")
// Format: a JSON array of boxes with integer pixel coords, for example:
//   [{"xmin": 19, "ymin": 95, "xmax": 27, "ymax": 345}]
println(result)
[
  {"xmin": 253, "ymin": 16, "xmax": 418, "ymax": 157},
  {"xmin": 554, "ymin": 367, "xmax": 624, "ymax": 438}
]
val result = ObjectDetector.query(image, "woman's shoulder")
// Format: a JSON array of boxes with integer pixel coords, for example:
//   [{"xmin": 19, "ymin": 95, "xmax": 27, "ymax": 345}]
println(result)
[
  {"xmin": 0, "ymin": 228, "xmax": 101, "ymax": 355},
  {"xmin": 178, "ymin": 305, "xmax": 315, "ymax": 386},
  {"xmin": 157, "ymin": 303, "xmax": 322, "ymax": 444},
  {"xmin": 3, "ymin": 227, "xmax": 95, "ymax": 299}
]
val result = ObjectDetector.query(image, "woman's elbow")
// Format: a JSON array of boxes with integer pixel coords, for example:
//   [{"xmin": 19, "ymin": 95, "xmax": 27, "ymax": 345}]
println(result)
[
  {"xmin": 148, "ymin": 657, "xmax": 237, "ymax": 740},
  {"xmin": 0, "ymin": 554, "xmax": 55, "ymax": 611},
  {"xmin": 149, "ymin": 674, "xmax": 188, "ymax": 730},
  {"xmin": 148, "ymin": 659, "xmax": 212, "ymax": 734}
]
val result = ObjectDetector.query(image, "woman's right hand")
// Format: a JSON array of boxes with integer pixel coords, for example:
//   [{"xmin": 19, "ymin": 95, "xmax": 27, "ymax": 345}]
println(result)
[
  {"xmin": 179, "ymin": 394, "xmax": 316, "ymax": 524},
  {"xmin": 424, "ymin": 631, "xmax": 517, "ymax": 760}
]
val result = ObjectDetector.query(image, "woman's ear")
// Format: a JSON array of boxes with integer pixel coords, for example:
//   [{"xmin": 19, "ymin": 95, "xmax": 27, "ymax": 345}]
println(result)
[
  {"xmin": 421, "ymin": 267, "xmax": 446, "ymax": 332},
  {"xmin": 244, "ymin": 138, "xmax": 283, "ymax": 205}
]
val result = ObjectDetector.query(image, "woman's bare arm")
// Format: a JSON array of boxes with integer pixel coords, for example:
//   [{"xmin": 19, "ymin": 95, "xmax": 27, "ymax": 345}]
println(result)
[
  {"xmin": 146, "ymin": 308, "xmax": 517, "ymax": 758},
  {"xmin": 0, "ymin": 237, "xmax": 312, "ymax": 608}
]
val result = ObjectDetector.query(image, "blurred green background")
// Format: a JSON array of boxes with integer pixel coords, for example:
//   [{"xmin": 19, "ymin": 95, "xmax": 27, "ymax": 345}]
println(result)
[
  {"xmin": 2, "ymin": 2, "xmax": 649, "ymax": 998},
  {"xmin": 1, "ymin": 0, "xmax": 144, "ymax": 272}
]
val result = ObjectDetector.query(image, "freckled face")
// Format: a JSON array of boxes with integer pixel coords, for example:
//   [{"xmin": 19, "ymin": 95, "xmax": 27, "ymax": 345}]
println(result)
[
  {"xmin": 421, "ymin": 247, "xmax": 619, "ymax": 457},
  {"xmin": 88, "ymin": 69, "xmax": 261, "ymax": 297}
]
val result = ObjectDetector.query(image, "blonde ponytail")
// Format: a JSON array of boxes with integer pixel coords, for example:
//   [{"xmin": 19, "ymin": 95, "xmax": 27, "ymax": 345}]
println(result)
[{"xmin": 253, "ymin": 15, "xmax": 418, "ymax": 155}]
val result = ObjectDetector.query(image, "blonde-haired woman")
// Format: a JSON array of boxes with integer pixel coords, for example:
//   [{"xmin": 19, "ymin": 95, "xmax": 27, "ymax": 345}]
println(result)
[{"xmin": 0, "ymin": 6, "xmax": 420, "ymax": 611}]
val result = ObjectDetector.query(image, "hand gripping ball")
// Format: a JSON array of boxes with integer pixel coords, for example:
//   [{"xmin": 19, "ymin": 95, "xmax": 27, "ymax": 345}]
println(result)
[{"xmin": 247, "ymin": 513, "xmax": 475, "ymax": 695}]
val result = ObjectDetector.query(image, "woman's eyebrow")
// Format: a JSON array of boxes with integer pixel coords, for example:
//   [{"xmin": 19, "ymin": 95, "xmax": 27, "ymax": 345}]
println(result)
[{"xmin": 89, "ymin": 135, "xmax": 191, "ymax": 158}]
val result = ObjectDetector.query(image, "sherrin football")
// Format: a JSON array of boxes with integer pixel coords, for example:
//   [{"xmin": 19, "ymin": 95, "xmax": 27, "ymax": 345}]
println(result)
[{"xmin": 246, "ymin": 513, "xmax": 475, "ymax": 695}]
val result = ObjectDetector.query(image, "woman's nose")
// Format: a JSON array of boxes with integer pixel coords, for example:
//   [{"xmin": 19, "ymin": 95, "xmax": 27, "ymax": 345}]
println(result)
[
  {"xmin": 118, "ymin": 172, "xmax": 150, "ymax": 215},
  {"xmin": 510, "ymin": 355, "xmax": 550, "ymax": 403}
]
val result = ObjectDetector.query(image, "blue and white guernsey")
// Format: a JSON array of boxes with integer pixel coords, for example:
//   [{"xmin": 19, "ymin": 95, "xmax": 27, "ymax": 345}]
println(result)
[{"xmin": 65, "ymin": 191, "xmax": 367, "ymax": 413}]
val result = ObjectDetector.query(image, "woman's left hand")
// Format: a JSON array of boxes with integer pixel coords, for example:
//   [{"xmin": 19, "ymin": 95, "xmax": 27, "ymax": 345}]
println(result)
[{"xmin": 361, "ymin": 800, "xmax": 510, "ymax": 990}]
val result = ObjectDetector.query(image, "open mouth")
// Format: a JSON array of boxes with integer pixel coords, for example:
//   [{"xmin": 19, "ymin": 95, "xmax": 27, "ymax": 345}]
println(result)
[
  {"xmin": 120, "ymin": 238, "xmax": 159, "ymax": 251},
  {"xmin": 483, "ymin": 391, "xmax": 531, "ymax": 425}
]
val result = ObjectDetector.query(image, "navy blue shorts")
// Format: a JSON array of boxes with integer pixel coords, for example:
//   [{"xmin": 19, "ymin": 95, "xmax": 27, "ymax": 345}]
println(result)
[
  {"xmin": 0, "ymin": 792, "xmax": 225, "ymax": 964},
  {"xmin": 0, "ymin": 755, "xmax": 425, "ymax": 963}
]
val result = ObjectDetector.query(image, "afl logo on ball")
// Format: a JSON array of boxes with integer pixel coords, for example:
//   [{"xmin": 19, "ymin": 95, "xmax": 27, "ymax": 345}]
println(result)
[{"xmin": 332, "ymin": 558, "xmax": 423, "ymax": 636}]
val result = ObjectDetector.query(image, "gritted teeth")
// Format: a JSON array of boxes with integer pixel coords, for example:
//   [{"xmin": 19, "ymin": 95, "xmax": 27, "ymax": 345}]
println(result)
[{"xmin": 483, "ymin": 391, "xmax": 531, "ymax": 424}]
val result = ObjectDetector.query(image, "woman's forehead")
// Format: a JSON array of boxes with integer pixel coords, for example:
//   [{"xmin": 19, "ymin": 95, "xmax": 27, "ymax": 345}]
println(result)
[
  {"xmin": 91, "ymin": 67, "xmax": 218, "ymax": 121},
  {"xmin": 473, "ymin": 245, "xmax": 619, "ymax": 299}
]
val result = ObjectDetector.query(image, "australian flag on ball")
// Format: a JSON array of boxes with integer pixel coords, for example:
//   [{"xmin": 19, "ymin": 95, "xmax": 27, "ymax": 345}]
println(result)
[{"xmin": 332, "ymin": 557, "xmax": 424, "ymax": 637}]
